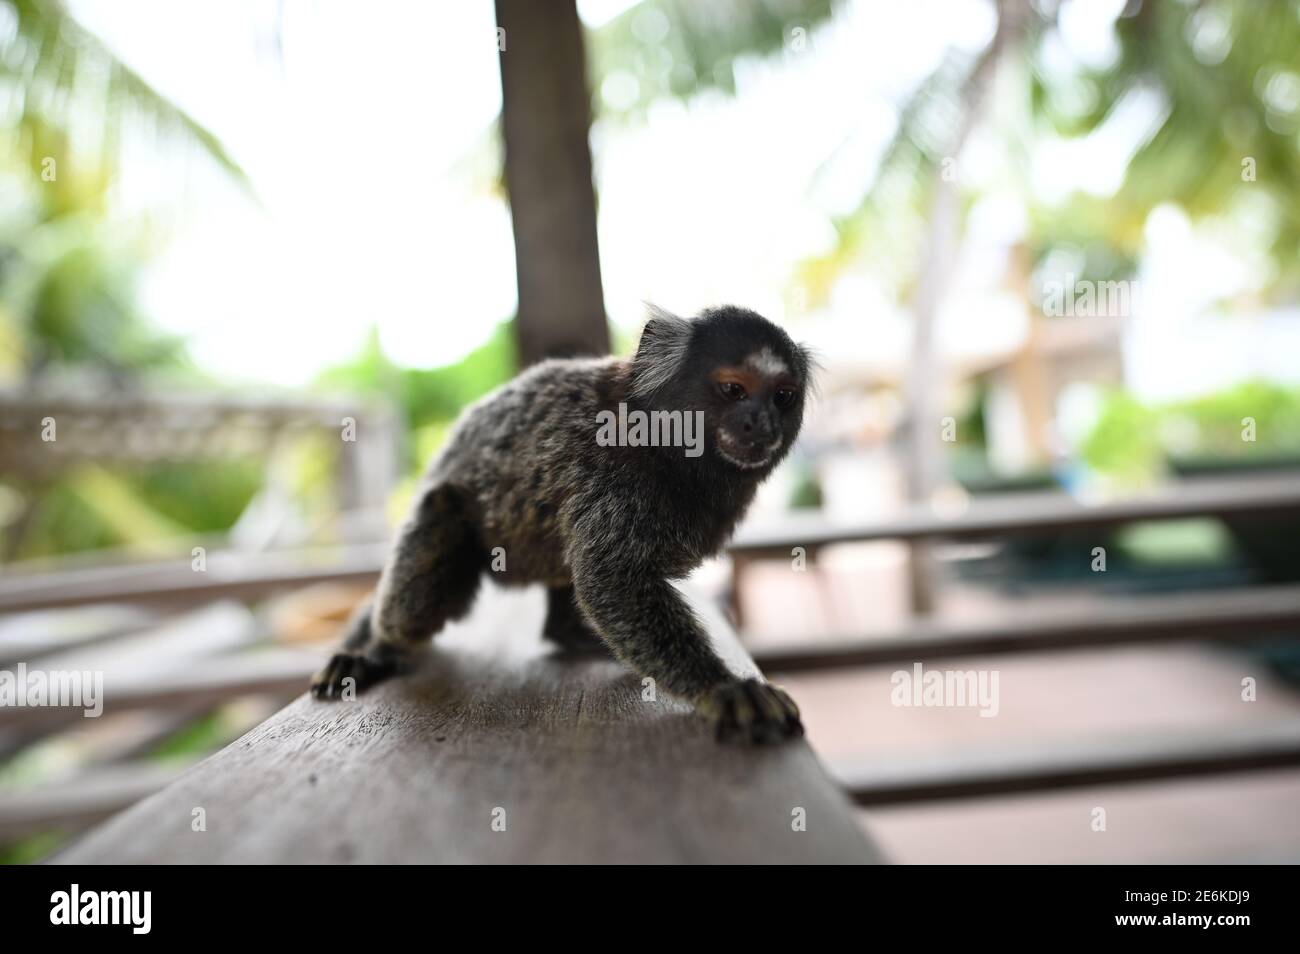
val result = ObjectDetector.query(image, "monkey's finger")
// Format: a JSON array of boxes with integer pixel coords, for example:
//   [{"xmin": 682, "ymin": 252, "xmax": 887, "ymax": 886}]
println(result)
[
  {"xmin": 732, "ymin": 685, "xmax": 760, "ymax": 737},
  {"xmin": 312, "ymin": 653, "xmax": 354, "ymax": 701},
  {"xmin": 770, "ymin": 685, "xmax": 804, "ymax": 738},
  {"xmin": 331, "ymin": 659, "xmax": 350, "ymax": 698},
  {"xmin": 747, "ymin": 681, "xmax": 786, "ymax": 721},
  {"xmin": 768, "ymin": 684, "xmax": 801, "ymax": 720},
  {"xmin": 309, "ymin": 659, "xmax": 336, "ymax": 699},
  {"xmin": 713, "ymin": 694, "xmax": 741, "ymax": 742},
  {"xmin": 740, "ymin": 681, "xmax": 784, "ymax": 744}
]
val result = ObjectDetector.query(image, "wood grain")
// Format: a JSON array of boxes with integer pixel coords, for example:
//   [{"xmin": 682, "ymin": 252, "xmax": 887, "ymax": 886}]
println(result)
[{"xmin": 54, "ymin": 586, "xmax": 882, "ymax": 864}]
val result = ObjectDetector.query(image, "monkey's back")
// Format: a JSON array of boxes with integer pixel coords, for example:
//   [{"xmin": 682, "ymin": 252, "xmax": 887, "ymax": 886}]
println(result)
[{"xmin": 427, "ymin": 355, "xmax": 623, "ymax": 586}]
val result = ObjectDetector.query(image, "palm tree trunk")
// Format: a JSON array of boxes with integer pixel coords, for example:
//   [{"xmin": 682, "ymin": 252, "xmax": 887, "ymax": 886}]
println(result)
[
  {"xmin": 904, "ymin": 0, "xmax": 1024, "ymax": 614},
  {"xmin": 495, "ymin": 0, "xmax": 610, "ymax": 366}
]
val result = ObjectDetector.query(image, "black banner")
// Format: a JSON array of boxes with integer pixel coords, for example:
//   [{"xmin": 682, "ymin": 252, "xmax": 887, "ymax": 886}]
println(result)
[{"xmin": 0, "ymin": 864, "xmax": 1290, "ymax": 940}]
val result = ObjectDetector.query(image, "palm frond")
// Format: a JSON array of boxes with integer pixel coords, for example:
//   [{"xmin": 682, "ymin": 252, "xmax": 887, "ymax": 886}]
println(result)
[
  {"xmin": 589, "ymin": 0, "xmax": 839, "ymax": 120},
  {"xmin": 1, "ymin": 0, "xmax": 251, "ymax": 191}
]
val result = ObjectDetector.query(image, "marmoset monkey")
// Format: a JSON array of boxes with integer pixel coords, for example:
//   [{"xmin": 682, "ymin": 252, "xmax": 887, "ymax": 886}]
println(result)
[{"xmin": 312, "ymin": 304, "xmax": 813, "ymax": 743}]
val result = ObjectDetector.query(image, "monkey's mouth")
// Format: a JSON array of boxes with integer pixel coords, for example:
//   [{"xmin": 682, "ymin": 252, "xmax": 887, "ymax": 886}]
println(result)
[{"xmin": 715, "ymin": 430, "xmax": 780, "ymax": 470}]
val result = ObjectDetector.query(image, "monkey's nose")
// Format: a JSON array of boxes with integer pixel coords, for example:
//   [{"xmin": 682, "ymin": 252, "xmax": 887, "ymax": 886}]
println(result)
[
  {"xmin": 739, "ymin": 415, "xmax": 774, "ymax": 447},
  {"xmin": 738, "ymin": 415, "xmax": 774, "ymax": 444}
]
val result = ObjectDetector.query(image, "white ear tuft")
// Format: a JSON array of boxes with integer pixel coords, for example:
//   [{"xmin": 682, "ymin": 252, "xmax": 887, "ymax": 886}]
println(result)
[{"xmin": 630, "ymin": 303, "xmax": 693, "ymax": 401}]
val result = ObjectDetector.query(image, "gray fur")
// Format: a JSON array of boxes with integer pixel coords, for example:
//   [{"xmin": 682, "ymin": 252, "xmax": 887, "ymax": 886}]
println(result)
[
  {"xmin": 311, "ymin": 307, "xmax": 806, "ymax": 744},
  {"xmin": 628, "ymin": 304, "xmax": 694, "ymax": 402}
]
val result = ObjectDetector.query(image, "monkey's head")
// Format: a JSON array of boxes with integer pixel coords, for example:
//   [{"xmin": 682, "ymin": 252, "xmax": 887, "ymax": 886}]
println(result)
[{"xmin": 629, "ymin": 305, "xmax": 814, "ymax": 475}]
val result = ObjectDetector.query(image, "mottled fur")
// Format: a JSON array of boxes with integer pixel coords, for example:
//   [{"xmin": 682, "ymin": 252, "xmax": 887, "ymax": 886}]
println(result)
[{"xmin": 312, "ymin": 305, "xmax": 813, "ymax": 743}]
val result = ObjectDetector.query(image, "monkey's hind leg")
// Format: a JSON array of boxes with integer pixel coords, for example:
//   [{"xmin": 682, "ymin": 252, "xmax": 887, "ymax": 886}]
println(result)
[
  {"xmin": 542, "ymin": 585, "xmax": 610, "ymax": 656},
  {"xmin": 311, "ymin": 483, "xmax": 485, "ymax": 700}
]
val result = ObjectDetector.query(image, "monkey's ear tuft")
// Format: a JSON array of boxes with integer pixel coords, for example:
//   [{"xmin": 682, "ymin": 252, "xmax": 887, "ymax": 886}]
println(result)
[
  {"xmin": 794, "ymin": 343, "xmax": 822, "ymax": 399},
  {"xmin": 630, "ymin": 304, "xmax": 693, "ymax": 401}
]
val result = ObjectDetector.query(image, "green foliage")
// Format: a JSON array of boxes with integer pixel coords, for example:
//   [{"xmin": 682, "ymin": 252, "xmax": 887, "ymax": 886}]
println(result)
[
  {"xmin": 28, "ymin": 238, "xmax": 188, "ymax": 374},
  {"xmin": 1081, "ymin": 381, "xmax": 1300, "ymax": 484},
  {"xmin": 787, "ymin": 464, "xmax": 824, "ymax": 509},
  {"xmin": 132, "ymin": 461, "xmax": 266, "ymax": 533},
  {"xmin": 147, "ymin": 707, "xmax": 249, "ymax": 763},
  {"xmin": 1035, "ymin": 0, "xmax": 1300, "ymax": 291},
  {"xmin": 316, "ymin": 322, "xmax": 517, "ymax": 472},
  {"xmin": 317, "ymin": 321, "xmax": 516, "ymax": 428},
  {"xmin": 312, "ymin": 327, "xmax": 399, "ymax": 408},
  {"xmin": 1, "ymin": 0, "xmax": 250, "ymax": 191},
  {"xmin": 1079, "ymin": 390, "xmax": 1161, "ymax": 483},
  {"xmin": 1026, "ymin": 192, "xmax": 1142, "ymax": 286},
  {"xmin": 0, "ymin": 0, "xmax": 250, "ymax": 382},
  {"xmin": 797, "ymin": 28, "xmax": 1001, "ymax": 309},
  {"xmin": 397, "ymin": 322, "xmax": 517, "ymax": 428},
  {"xmin": 1115, "ymin": 519, "xmax": 1235, "ymax": 568},
  {"xmin": 8, "ymin": 460, "xmax": 263, "ymax": 561},
  {"xmin": 1038, "ymin": 1, "xmax": 1300, "ymax": 226},
  {"xmin": 281, "ymin": 431, "xmax": 346, "ymax": 524},
  {"xmin": 808, "ymin": 0, "xmax": 1300, "ymax": 306},
  {"xmin": 1164, "ymin": 380, "xmax": 1300, "ymax": 458},
  {"xmin": 0, "ymin": 830, "xmax": 68, "ymax": 865},
  {"xmin": 590, "ymin": 0, "xmax": 838, "ymax": 120},
  {"xmin": 9, "ymin": 479, "xmax": 120, "ymax": 556},
  {"xmin": 0, "ymin": 178, "xmax": 187, "ymax": 379}
]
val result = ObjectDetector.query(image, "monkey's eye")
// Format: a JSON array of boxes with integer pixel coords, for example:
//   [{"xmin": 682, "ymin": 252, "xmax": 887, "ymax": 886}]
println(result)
[
  {"xmin": 719, "ymin": 381, "xmax": 748, "ymax": 402},
  {"xmin": 773, "ymin": 387, "xmax": 797, "ymax": 409}
]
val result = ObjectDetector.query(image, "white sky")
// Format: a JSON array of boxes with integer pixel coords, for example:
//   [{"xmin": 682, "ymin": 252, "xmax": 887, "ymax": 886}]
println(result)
[{"xmin": 68, "ymin": 0, "xmax": 1296, "ymax": 401}]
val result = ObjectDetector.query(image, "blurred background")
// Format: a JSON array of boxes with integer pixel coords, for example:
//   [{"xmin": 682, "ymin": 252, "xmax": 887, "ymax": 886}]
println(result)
[{"xmin": 2, "ymin": 0, "xmax": 1300, "ymax": 863}]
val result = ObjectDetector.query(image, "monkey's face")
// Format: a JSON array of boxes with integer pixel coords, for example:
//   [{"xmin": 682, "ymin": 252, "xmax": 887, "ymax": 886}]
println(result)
[
  {"xmin": 666, "ymin": 308, "xmax": 810, "ymax": 474},
  {"xmin": 631, "ymin": 305, "xmax": 813, "ymax": 475},
  {"xmin": 705, "ymin": 347, "xmax": 806, "ymax": 472}
]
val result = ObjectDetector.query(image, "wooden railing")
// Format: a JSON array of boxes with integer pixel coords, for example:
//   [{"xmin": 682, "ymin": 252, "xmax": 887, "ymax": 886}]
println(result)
[
  {"xmin": 43, "ymin": 589, "xmax": 883, "ymax": 864},
  {"xmin": 731, "ymin": 471, "xmax": 1300, "ymax": 811}
]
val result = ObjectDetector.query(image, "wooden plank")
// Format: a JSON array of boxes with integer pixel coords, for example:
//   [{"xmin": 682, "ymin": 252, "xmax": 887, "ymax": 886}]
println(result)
[
  {"xmin": 731, "ymin": 473, "xmax": 1300, "ymax": 558},
  {"xmin": 0, "ymin": 605, "xmax": 159, "ymax": 667},
  {"xmin": 34, "ymin": 601, "xmax": 261, "ymax": 676},
  {"xmin": 0, "ymin": 764, "xmax": 184, "ymax": 841},
  {"xmin": 754, "ymin": 585, "xmax": 1300, "ymax": 672},
  {"xmin": 0, "ymin": 545, "xmax": 387, "ymax": 614},
  {"xmin": 0, "ymin": 603, "xmax": 269, "ymax": 752},
  {"xmin": 0, "ymin": 700, "xmax": 294, "ymax": 841},
  {"xmin": 833, "ymin": 720, "xmax": 1300, "ymax": 806},
  {"xmin": 7, "ymin": 473, "xmax": 1296, "ymax": 616},
  {"xmin": 54, "ymin": 586, "xmax": 882, "ymax": 864},
  {"xmin": 0, "ymin": 649, "xmax": 323, "ymax": 733},
  {"xmin": 0, "ymin": 388, "xmax": 367, "ymax": 422},
  {"xmin": 6, "ymin": 471, "xmax": 1295, "ymax": 614}
]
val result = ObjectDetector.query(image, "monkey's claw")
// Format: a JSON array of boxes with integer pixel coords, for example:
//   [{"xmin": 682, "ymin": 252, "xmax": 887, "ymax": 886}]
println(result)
[
  {"xmin": 702, "ymin": 678, "xmax": 804, "ymax": 744},
  {"xmin": 310, "ymin": 652, "xmax": 398, "ymax": 700}
]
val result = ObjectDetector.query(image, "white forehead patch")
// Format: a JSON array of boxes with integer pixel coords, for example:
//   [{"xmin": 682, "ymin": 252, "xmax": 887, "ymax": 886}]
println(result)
[{"xmin": 745, "ymin": 347, "xmax": 789, "ymax": 378}]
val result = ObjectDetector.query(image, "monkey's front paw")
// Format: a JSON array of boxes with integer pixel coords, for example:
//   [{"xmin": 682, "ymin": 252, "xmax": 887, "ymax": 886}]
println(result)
[
  {"xmin": 701, "ymin": 678, "xmax": 804, "ymax": 744},
  {"xmin": 310, "ymin": 652, "xmax": 398, "ymax": 700}
]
